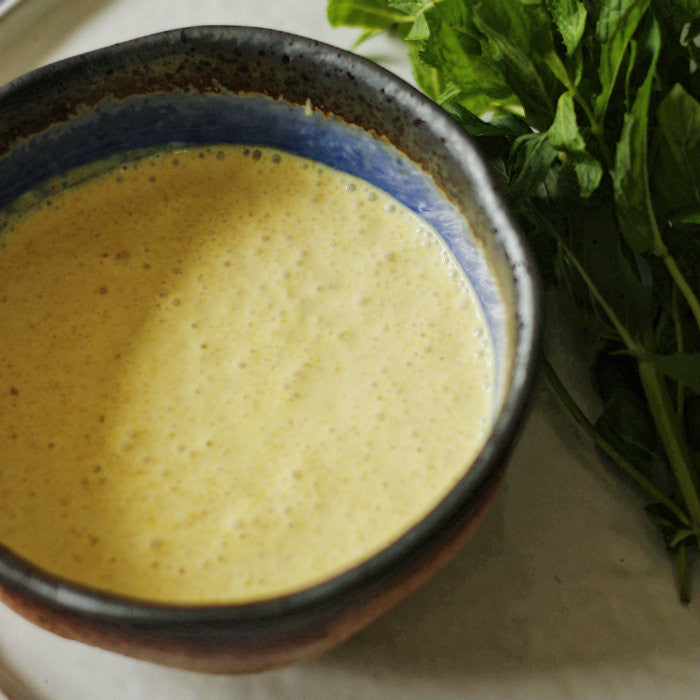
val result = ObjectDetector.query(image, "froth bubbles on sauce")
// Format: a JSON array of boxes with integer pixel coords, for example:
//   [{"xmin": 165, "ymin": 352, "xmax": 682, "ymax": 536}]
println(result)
[{"xmin": 0, "ymin": 145, "xmax": 494, "ymax": 603}]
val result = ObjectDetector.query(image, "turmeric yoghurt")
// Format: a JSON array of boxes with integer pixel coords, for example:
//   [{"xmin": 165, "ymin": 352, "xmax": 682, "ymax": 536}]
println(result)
[{"xmin": 0, "ymin": 145, "xmax": 494, "ymax": 603}]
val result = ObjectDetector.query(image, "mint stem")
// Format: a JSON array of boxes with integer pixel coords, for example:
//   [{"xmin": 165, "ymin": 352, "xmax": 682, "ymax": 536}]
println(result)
[
  {"xmin": 542, "ymin": 356, "xmax": 691, "ymax": 527},
  {"xmin": 637, "ymin": 359, "xmax": 700, "ymax": 529}
]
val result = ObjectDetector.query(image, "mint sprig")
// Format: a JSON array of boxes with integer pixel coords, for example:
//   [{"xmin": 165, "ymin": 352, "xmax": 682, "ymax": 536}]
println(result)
[{"xmin": 328, "ymin": 0, "xmax": 700, "ymax": 601}]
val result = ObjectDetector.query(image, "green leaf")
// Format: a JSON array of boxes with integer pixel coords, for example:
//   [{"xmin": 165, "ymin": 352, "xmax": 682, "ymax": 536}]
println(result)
[
  {"xmin": 546, "ymin": 91, "xmax": 582, "ymax": 148},
  {"xmin": 672, "ymin": 210, "xmax": 700, "ymax": 225},
  {"xmin": 611, "ymin": 15, "xmax": 662, "ymax": 255},
  {"xmin": 564, "ymin": 204, "xmax": 654, "ymax": 339},
  {"xmin": 349, "ymin": 27, "xmax": 386, "ymax": 48},
  {"xmin": 389, "ymin": 0, "xmax": 429, "ymax": 12},
  {"xmin": 572, "ymin": 156, "xmax": 604, "ymax": 200},
  {"xmin": 449, "ymin": 104, "xmax": 530, "ymax": 139},
  {"xmin": 544, "ymin": 0, "xmax": 587, "ymax": 55},
  {"xmin": 472, "ymin": 0, "xmax": 561, "ymax": 130},
  {"xmin": 443, "ymin": 104, "xmax": 532, "ymax": 176},
  {"xmin": 408, "ymin": 43, "xmax": 441, "ymax": 101},
  {"xmin": 548, "ymin": 91, "xmax": 603, "ymax": 197},
  {"xmin": 405, "ymin": 10, "xmax": 430, "ymax": 40},
  {"xmin": 436, "ymin": 81, "xmax": 462, "ymax": 105},
  {"xmin": 544, "ymin": 50, "xmax": 576, "ymax": 91},
  {"xmin": 590, "ymin": 352, "xmax": 661, "ymax": 488},
  {"xmin": 595, "ymin": 0, "xmax": 651, "ymax": 121},
  {"xmin": 508, "ymin": 132, "xmax": 559, "ymax": 202},
  {"xmin": 327, "ymin": 0, "xmax": 410, "ymax": 29},
  {"xmin": 652, "ymin": 84, "xmax": 700, "ymax": 219},
  {"xmin": 439, "ymin": 0, "xmax": 472, "ymax": 25},
  {"xmin": 646, "ymin": 352, "xmax": 700, "ymax": 393},
  {"xmin": 595, "ymin": 385, "xmax": 660, "ymax": 475},
  {"xmin": 416, "ymin": 6, "xmax": 516, "ymax": 114},
  {"xmin": 388, "ymin": 0, "xmax": 436, "ymax": 40}
]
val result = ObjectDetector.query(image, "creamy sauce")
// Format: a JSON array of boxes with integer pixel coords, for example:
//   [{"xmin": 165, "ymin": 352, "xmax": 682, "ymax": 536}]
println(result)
[{"xmin": 0, "ymin": 145, "xmax": 493, "ymax": 603}]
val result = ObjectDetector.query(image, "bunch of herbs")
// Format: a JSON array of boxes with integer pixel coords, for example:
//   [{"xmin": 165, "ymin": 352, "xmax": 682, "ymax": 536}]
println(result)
[{"xmin": 328, "ymin": 0, "xmax": 700, "ymax": 601}]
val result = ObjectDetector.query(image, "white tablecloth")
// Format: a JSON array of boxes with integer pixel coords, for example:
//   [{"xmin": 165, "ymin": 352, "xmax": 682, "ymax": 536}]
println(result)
[{"xmin": 0, "ymin": 2, "xmax": 698, "ymax": 698}]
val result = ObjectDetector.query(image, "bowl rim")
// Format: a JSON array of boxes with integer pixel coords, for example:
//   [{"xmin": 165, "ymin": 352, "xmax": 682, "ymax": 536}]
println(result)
[{"xmin": 0, "ymin": 24, "xmax": 542, "ymax": 631}]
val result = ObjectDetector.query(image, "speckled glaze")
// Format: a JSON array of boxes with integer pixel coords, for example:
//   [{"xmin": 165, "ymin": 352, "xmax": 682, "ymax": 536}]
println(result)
[{"xmin": 0, "ymin": 26, "xmax": 541, "ymax": 673}]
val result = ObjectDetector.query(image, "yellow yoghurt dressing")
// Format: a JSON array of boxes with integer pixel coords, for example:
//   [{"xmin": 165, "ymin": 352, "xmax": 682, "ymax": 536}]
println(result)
[{"xmin": 0, "ymin": 145, "xmax": 494, "ymax": 603}]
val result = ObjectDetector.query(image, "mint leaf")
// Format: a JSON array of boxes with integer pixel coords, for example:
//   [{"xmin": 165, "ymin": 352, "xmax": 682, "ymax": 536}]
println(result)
[
  {"xmin": 596, "ymin": 385, "xmax": 660, "ymax": 476},
  {"xmin": 647, "ymin": 353, "xmax": 700, "ymax": 394},
  {"xmin": 449, "ymin": 105, "xmax": 530, "ymax": 140},
  {"xmin": 389, "ymin": 0, "xmax": 430, "ymax": 12},
  {"xmin": 611, "ymin": 15, "xmax": 662, "ymax": 255},
  {"xmin": 652, "ymin": 84, "xmax": 700, "ymax": 219},
  {"xmin": 327, "ymin": 0, "xmax": 410, "ymax": 29},
  {"xmin": 565, "ymin": 204, "xmax": 654, "ymax": 340},
  {"xmin": 405, "ymin": 11, "xmax": 430, "ymax": 40},
  {"xmin": 544, "ymin": 0, "xmax": 587, "ymax": 55},
  {"xmin": 548, "ymin": 91, "xmax": 603, "ymax": 198},
  {"xmin": 417, "ymin": 5, "xmax": 515, "ymax": 114},
  {"xmin": 349, "ymin": 28, "xmax": 386, "ymax": 48},
  {"xmin": 595, "ymin": 0, "xmax": 651, "ymax": 122},
  {"xmin": 508, "ymin": 132, "xmax": 559, "ymax": 203},
  {"xmin": 472, "ymin": 0, "xmax": 560, "ymax": 130}
]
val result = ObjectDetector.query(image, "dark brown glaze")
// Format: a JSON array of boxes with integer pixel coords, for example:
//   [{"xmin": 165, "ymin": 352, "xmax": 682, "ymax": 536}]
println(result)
[{"xmin": 0, "ymin": 469, "xmax": 504, "ymax": 673}]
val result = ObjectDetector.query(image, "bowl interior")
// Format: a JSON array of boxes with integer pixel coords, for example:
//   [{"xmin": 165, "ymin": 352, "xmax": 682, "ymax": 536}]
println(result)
[{"xmin": 0, "ymin": 90, "xmax": 510, "ymax": 408}]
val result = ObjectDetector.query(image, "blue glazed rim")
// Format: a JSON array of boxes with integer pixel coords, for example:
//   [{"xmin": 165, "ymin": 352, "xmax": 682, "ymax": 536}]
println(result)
[
  {"xmin": 0, "ymin": 90, "xmax": 509, "ymax": 395},
  {"xmin": 0, "ymin": 27, "xmax": 541, "ymax": 647}
]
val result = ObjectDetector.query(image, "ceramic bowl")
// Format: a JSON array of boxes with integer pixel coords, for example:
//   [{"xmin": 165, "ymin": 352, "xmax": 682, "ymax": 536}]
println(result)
[{"xmin": 0, "ymin": 26, "xmax": 540, "ymax": 673}]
